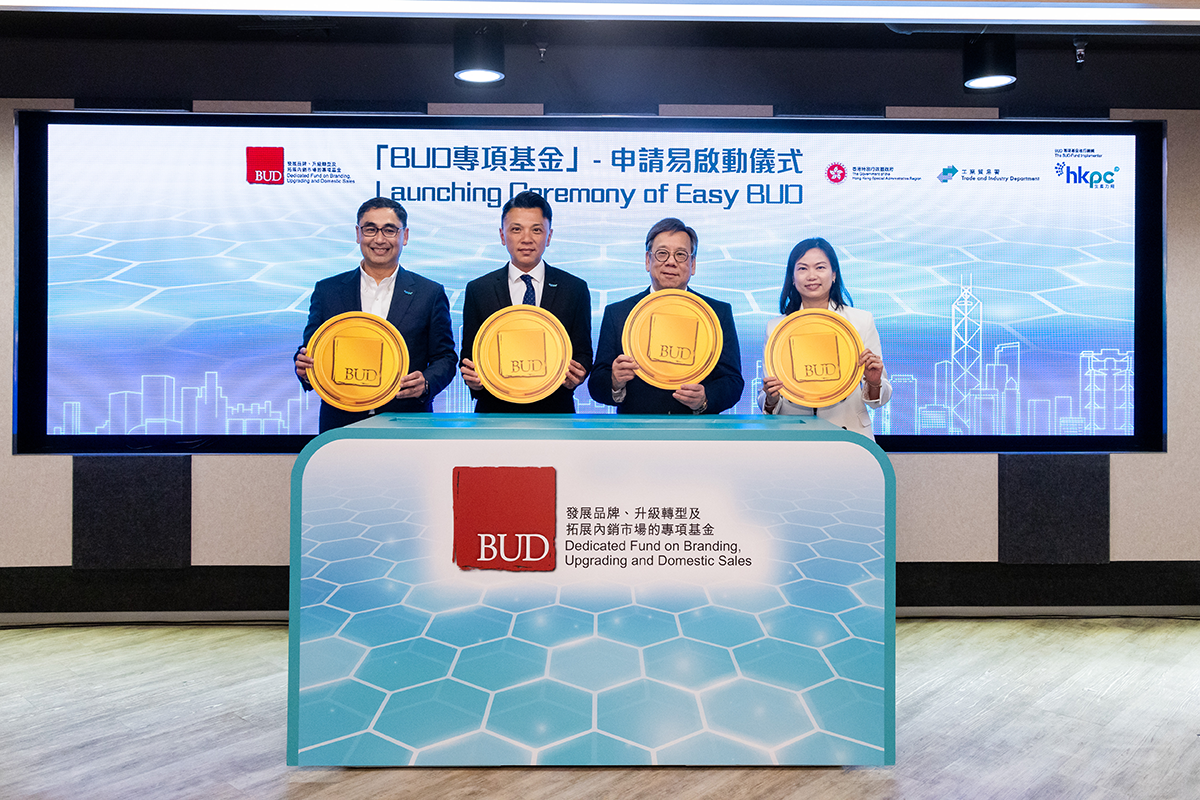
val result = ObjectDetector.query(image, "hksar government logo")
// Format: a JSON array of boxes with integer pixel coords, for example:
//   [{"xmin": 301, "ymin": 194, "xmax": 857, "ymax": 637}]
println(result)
[
  {"xmin": 825, "ymin": 163, "xmax": 847, "ymax": 184},
  {"xmin": 246, "ymin": 147, "xmax": 284, "ymax": 185},
  {"xmin": 452, "ymin": 466, "xmax": 557, "ymax": 572}
]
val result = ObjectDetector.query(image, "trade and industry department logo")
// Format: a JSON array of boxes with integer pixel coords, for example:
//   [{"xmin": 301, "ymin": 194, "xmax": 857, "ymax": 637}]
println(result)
[
  {"xmin": 937, "ymin": 165, "xmax": 959, "ymax": 183},
  {"xmin": 246, "ymin": 147, "xmax": 284, "ymax": 185},
  {"xmin": 825, "ymin": 163, "xmax": 847, "ymax": 184},
  {"xmin": 452, "ymin": 466, "xmax": 556, "ymax": 571},
  {"xmin": 1055, "ymin": 161, "xmax": 1119, "ymax": 188}
]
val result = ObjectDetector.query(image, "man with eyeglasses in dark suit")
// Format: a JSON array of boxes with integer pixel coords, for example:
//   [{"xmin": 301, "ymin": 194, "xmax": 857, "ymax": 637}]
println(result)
[
  {"xmin": 294, "ymin": 197, "xmax": 457, "ymax": 432},
  {"xmin": 588, "ymin": 217, "xmax": 743, "ymax": 415}
]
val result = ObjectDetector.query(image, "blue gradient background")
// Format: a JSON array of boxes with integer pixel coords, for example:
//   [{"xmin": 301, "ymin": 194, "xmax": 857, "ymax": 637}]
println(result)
[{"xmin": 45, "ymin": 122, "xmax": 1136, "ymax": 437}]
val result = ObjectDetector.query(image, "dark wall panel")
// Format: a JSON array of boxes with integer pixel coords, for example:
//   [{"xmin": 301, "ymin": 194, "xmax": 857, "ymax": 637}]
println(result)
[
  {"xmin": 0, "ymin": 566, "xmax": 287, "ymax": 612},
  {"xmin": 898, "ymin": 562, "xmax": 1200, "ymax": 606},
  {"xmin": 73, "ymin": 456, "xmax": 191, "ymax": 569},
  {"xmin": 998, "ymin": 454, "xmax": 1110, "ymax": 564},
  {"xmin": 2, "ymin": 563, "xmax": 1196, "ymax": 613}
]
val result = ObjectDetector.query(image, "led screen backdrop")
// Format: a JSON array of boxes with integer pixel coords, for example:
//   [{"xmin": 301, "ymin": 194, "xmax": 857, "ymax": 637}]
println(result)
[{"xmin": 14, "ymin": 112, "xmax": 1164, "ymax": 453}]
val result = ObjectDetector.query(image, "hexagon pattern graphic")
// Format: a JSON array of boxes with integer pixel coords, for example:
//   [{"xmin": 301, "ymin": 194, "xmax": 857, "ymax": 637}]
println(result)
[{"xmin": 293, "ymin": 436, "xmax": 892, "ymax": 766}]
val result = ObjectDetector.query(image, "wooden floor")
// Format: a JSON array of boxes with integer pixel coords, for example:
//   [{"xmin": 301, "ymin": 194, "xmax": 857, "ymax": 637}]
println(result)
[{"xmin": 1, "ymin": 617, "xmax": 1197, "ymax": 799}]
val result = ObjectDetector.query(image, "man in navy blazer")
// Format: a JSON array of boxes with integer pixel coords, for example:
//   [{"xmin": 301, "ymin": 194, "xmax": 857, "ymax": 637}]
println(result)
[
  {"xmin": 588, "ymin": 217, "xmax": 744, "ymax": 415},
  {"xmin": 294, "ymin": 198, "xmax": 457, "ymax": 432},
  {"xmin": 460, "ymin": 191, "xmax": 592, "ymax": 413}
]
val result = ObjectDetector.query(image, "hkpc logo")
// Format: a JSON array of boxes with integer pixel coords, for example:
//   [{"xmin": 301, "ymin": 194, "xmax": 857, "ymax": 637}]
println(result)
[
  {"xmin": 452, "ymin": 466, "xmax": 556, "ymax": 572},
  {"xmin": 1055, "ymin": 162, "xmax": 1119, "ymax": 188},
  {"xmin": 246, "ymin": 147, "xmax": 284, "ymax": 185}
]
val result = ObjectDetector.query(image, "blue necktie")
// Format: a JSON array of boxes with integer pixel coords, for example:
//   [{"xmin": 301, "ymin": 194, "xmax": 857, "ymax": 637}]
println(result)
[{"xmin": 520, "ymin": 274, "xmax": 535, "ymax": 306}]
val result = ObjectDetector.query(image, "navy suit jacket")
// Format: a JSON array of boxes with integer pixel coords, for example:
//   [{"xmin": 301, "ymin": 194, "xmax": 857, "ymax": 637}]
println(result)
[
  {"xmin": 588, "ymin": 288, "xmax": 744, "ymax": 414},
  {"xmin": 300, "ymin": 266, "xmax": 457, "ymax": 432},
  {"xmin": 460, "ymin": 264, "xmax": 593, "ymax": 414}
]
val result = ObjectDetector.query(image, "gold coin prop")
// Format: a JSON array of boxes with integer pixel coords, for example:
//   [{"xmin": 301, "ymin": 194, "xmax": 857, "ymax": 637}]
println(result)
[
  {"xmin": 764, "ymin": 308, "xmax": 865, "ymax": 408},
  {"xmin": 473, "ymin": 305, "xmax": 573, "ymax": 404},
  {"xmin": 621, "ymin": 289, "xmax": 723, "ymax": 390},
  {"xmin": 305, "ymin": 312, "xmax": 409, "ymax": 412}
]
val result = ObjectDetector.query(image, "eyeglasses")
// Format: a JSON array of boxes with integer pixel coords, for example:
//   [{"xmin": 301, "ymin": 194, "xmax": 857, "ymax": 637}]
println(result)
[
  {"xmin": 359, "ymin": 224, "xmax": 402, "ymax": 239},
  {"xmin": 650, "ymin": 249, "xmax": 694, "ymax": 264}
]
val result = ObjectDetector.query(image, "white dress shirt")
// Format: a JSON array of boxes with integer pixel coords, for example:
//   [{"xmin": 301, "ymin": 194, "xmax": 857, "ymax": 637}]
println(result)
[
  {"xmin": 360, "ymin": 264, "xmax": 398, "ymax": 319},
  {"xmin": 507, "ymin": 261, "xmax": 546, "ymax": 307}
]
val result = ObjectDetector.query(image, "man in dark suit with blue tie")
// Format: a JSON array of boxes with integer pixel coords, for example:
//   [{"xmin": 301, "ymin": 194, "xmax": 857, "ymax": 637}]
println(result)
[
  {"xmin": 294, "ymin": 197, "xmax": 457, "ymax": 432},
  {"xmin": 588, "ymin": 217, "xmax": 744, "ymax": 415},
  {"xmin": 459, "ymin": 191, "xmax": 592, "ymax": 413}
]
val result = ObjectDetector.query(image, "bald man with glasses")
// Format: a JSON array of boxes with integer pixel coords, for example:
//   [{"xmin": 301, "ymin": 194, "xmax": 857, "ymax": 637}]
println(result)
[
  {"xmin": 588, "ymin": 217, "xmax": 744, "ymax": 415},
  {"xmin": 294, "ymin": 197, "xmax": 457, "ymax": 432}
]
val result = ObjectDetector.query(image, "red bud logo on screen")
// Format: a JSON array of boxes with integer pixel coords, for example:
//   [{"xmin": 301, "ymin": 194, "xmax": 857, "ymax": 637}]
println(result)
[
  {"xmin": 246, "ymin": 147, "xmax": 284, "ymax": 184},
  {"xmin": 453, "ymin": 466, "xmax": 556, "ymax": 571}
]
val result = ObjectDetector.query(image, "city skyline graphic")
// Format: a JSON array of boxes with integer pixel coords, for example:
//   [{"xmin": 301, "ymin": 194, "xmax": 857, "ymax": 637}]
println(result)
[
  {"xmin": 55, "ymin": 284, "xmax": 1132, "ymax": 437},
  {"xmin": 874, "ymin": 283, "xmax": 1133, "ymax": 437}
]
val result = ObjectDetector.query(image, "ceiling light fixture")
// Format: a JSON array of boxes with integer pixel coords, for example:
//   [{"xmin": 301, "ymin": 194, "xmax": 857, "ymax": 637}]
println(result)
[
  {"xmin": 454, "ymin": 22, "xmax": 505, "ymax": 85},
  {"xmin": 963, "ymin": 33, "xmax": 1017, "ymax": 90}
]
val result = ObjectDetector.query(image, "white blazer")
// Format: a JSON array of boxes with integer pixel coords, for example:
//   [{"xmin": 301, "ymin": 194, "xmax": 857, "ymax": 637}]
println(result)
[{"xmin": 758, "ymin": 304, "xmax": 892, "ymax": 440}]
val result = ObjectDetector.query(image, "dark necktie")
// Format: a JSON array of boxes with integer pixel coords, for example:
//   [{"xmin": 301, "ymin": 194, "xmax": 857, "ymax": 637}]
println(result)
[{"xmin": 520, "ymin": 274, "xmax": 535, "ymax": 305}]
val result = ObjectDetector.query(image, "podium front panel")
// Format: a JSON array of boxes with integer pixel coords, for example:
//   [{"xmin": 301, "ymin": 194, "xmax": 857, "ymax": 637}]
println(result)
[{"xmin": 288, "ymin": 414, "xmax": 895, "ymax": 766}]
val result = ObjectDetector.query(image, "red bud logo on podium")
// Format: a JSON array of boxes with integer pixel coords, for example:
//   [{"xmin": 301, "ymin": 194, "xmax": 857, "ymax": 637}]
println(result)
[{"xmin": 453, "ymin": 466, "xmax": 556, "ymax": 571}]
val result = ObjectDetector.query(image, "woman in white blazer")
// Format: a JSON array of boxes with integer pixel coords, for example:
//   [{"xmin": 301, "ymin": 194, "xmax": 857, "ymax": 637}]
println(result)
[{"xmin": 758, "ymin": 237, "xmax": 891, "ymax": 440}]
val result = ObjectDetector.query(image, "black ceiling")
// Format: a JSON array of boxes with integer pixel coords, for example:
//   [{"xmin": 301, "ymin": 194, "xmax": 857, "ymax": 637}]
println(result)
[
  {"xmin": 3, "ymin": 11, "xmax": 1200, "ymax": 114},
  {"xmin": 4, "ymin": 11, "xmax": 1200, "ymax": 49}
]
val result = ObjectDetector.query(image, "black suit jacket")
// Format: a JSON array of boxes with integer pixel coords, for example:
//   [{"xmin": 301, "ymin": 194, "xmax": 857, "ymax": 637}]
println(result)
[
  {"xmin": 588, "ymin": 288, "xmax": 744, "ymax": 415},
  {"xmin": 299, "ymin": 266, "xmax": 457, "ymax": 432},
  {"xmin": 460, "ymin": 264, "xmax": 593, "ymax": 414}
]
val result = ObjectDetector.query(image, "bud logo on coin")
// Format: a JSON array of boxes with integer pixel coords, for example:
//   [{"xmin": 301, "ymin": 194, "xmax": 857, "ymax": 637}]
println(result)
[
  {"xmin": 498, "ymin": 329, "xmax": 549, "ymax": 378},
  {"xmin": 647, "ymin": 313, "xmax": 698, "ymax": 366},
  {"xmin": 789, "ymin": 333, "xmax": 841, "ymax": 382},
  {"xmin": 332, "ymin": 336, "xmax": 385, "ymax": 387}
]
